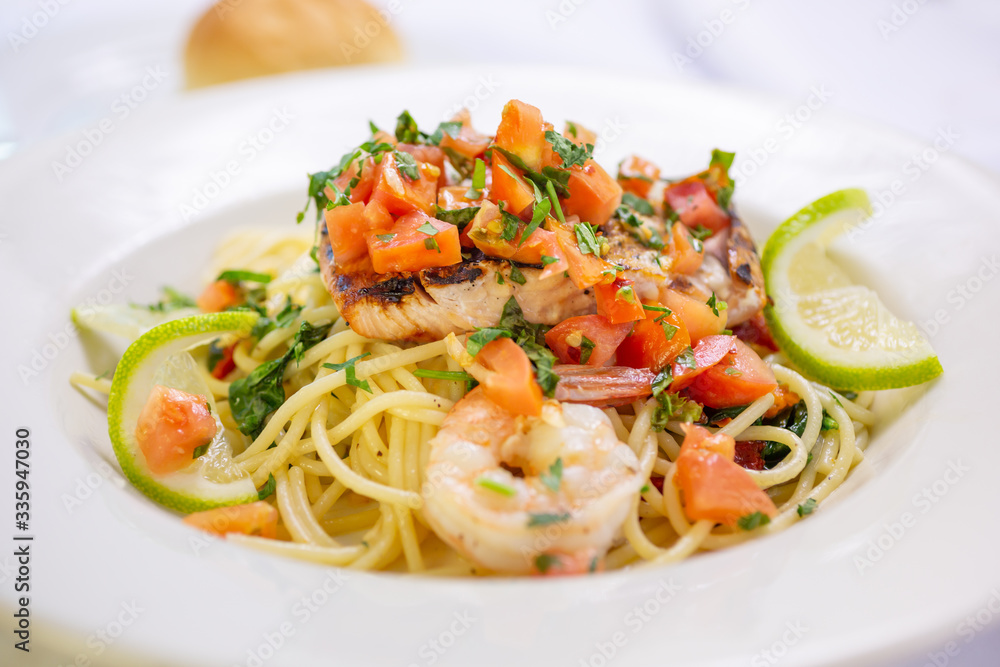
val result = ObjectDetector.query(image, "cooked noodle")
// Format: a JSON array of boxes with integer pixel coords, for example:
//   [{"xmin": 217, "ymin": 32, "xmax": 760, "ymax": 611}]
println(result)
[{"xmin": 74, "ymin": 230, "xmax": 872, "ymax": 575}]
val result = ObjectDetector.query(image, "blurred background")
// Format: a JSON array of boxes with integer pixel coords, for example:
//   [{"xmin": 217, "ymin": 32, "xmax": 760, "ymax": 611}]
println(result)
[
  {"xmin": 2, "ymin": 0, "xmax": 997, "ymax": 665},
  {"xmin": 1, "ymin": 0, "xmax": 999, "ymax": 173}
]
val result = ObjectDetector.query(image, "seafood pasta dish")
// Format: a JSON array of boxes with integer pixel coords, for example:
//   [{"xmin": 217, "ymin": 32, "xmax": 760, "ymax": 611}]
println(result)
[{"xmin": 71, "ymin": 100, "xmax": 941, "ymax": 576}]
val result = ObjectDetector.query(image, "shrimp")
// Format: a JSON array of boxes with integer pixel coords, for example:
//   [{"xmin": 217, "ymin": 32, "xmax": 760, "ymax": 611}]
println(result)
[{"xmin": 421, "ymin": 388, "xmax": 644, "ymax": 575}]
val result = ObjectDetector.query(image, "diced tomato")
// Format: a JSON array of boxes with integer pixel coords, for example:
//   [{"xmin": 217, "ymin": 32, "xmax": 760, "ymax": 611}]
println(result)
[
  {"xmin": 467, "ymin": 200, "xmax": 517, "ymax": 259},
  {"xmin": 397, "ymin": 143, "xmax": 447, "ymax": 187},
  {"xmin": 617, "ymin": 155, "xmax": 660, "ymax": 199},
  {"xmin": 372, "ymin": 130, "xmax": 397, "ymax": 147},
  {"xmin": 663, "ymin": 179, "xmax": 730, "ymax": 232},
  {"xmin": 196, "ymin": 280, "xmax": 241, "ymax": 313},
  {"xmin": 476, "ymin": 337, "xmax": 543, "ymax": 417},
  {"xmin": 367, "ymin": 212, "xmax": 462, "ymax": 273},
  {"xmin": 545, "ymin": 314, "xmax": 633, "ymax": 366},
  {"xmin": 135, "ymin": 385, "xmax": 218, "ymax": 475},
  {"xmin": 369, "ymin": 152, "xmax": 439, "ymax": 216},
  {"xmin": 331, "ymin": 156, "xmax": 378, "ymax": 203},
  {"xmin": 673, "ymin": 424, "xmax": 776, "ymax": 527},
  {"xmin": 661, "ymin": 288, "xmax": 727, "ymax": 342},
  {"xmin": 528, "ymin": 229, "xmax": 570, "ymax": 280},
  {"xmin": 564, "ymin": 121, "xmax": 597, "ymax": 146},
  {"xmin": 671, "ymin": 334, "xmax": 737, "ymax": 391},
  {"xmin": 209, "ymin": 342, "xmax": 236, "ymax": 379},
  {"xmin": 363, "ymin": 199, "xmax": 394, "ymax": 233},
  {"xmin": 325, "ymin": 202, "xmax": 369, "ymax": 267},
  {"xmin": 678, "ymin": 422, "xmax": 735, "ymax": 458},
  {"xmin": 437, "ymin": 185, "xmax": 483, "ymax": 248},
  {"xmin": 616, "ymin": 310, "xmax": 691, "ymax": 371},
  {"xmin": 495, "ymin": 99, "xmax": 546, "ymax": 172},
  {"xmin": 685, "ymin": 339, "xmax": 778, "ymax": 408},
  {"xmin": 731, "ymin": 312, "xmax": 779, "ymax": 352},
  {"xmin": 734, "ymin": 441, "xmax": 766, "ymax": 471},
  {"xmin": 667, "ymin": 221, "xmax": 705, "ymax": 275},
  {"xmin": 551, "ymin": 224, "xmax": 607, "ymax": 289},
  {"xmin": 510, "ymin": 225, "xmax": 565, "ymax": 272},
  {"xmin": 490, "ymin": 152, "xmax": 535, "ymax": 220},
  {"xmin": 183, "ymin": 501, "xmax": 279, "ymax": 539},
  {"xmin": 438, "ymin": 184, "xmax": 483, "ymax": 210},
  {"xmin": 595, "ymin": 277, "xmax": 645, "ymax": 324},
  {"xmin": 765, "ymin": 384, "xmax": 800, "ymax": 418},
  {"xmin": 560, "ymin": 161, "xmax": 622, "ymax": 226},
  {"xmin": 439, "ymin": 109, "xmax": 492, "ymax": 160}
]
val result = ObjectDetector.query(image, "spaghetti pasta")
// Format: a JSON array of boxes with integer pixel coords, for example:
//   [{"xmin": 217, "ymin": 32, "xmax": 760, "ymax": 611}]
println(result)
[{"xmin": 176, "ymin": 231, "xmax": 874, "ymax": 573}]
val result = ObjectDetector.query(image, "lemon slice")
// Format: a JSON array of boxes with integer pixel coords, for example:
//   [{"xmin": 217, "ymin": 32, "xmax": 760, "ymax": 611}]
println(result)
[
  {"xmin": 762, "ymin": 189, "xmax": 942, "ymax": 390},
  {"xmin": 72, "ymin": 303, "xmax": 201, "ymax": 339},
  {"xmin": 108, "ymin": 312, "xmax": 261, "ymax": 513}
]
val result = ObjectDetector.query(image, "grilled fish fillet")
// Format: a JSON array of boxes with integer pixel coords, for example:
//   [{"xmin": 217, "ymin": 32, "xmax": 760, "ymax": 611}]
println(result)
[{"xmin": 319, "ymin": 211, "xmax": 765, "ymax": 342}]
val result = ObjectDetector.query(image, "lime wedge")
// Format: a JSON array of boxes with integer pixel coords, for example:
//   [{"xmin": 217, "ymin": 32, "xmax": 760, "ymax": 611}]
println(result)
[
  {"xmin": 762, "ymin": 189, "xmax": 942, "ymax": 391},
  {"xmin": 72, "ymin": 303, "xmax": 200, "ymax": 339},
  {"xmin": 108, "ymin": 312, "xmax": 261, "ymax": 513}
]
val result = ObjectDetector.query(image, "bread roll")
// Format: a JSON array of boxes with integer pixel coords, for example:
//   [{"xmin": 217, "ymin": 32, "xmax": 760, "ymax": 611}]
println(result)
[{"xmin": 185, "ymin": 0, "xmax": 404, "ymax": 88}]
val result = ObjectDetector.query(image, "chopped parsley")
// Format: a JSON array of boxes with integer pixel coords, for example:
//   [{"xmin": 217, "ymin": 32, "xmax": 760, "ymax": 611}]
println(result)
[
  {"xmin": 574, "ymin": 222, "xmax": 602, "ymax": 255},
  {"xmin": 145, "ymin": 286, "xmax": 196, "ymax": 313},
  {"xmin": 475, "ymin": 476, "xmax": 516, "ymax": 497},
  {"xmin": 709, "ymin": 149, "xmax": 735, "ymax": 210},
  {"xmin": 546, "ymin": 179, "xmax": 566, "ymax": 224},
  {"xmin": 615, "ymin": 285, "xmax": 636, "ymax": 304},
  {"xmin": 257, "ymin": 473, "xmax": 276, "ymax": 500},
  {"xmin": 417, "ymin": 221, "xmax": 439, "ymax": 236},
  {"xmin": 650, "ymin": 391, "xmax": 702, "ymax": 431},
  {"xmin": 689, "ymin": 224, "xmax": 713, "ymax": 241},
  {"xmin": 393, "ymin": 150, "xmax": 420, "ymax": 180},
  {"xmin": 527, "ymin": 512, "xmax": 570, "ymax": 527},
  {"xmin": 465, "ymin": 298, "xmax": 559, "ymax": 397},
  {"xmin": 428, "ymin": 120, "xmax": 462, "ymax": 145},
  {"xmin": 704, "ymin": 404, "xmax": 752, "ymax": 426},
  {"xmin": 578, "ymin": 335, "xmax": 596, "ymax": 364},
  {"xmin": 412, "ymin": 369, "xmax": 473, "ymax": 382},
  {"xmin": 192, "ymin": 444, "xmax": 209, "ymax": 459},
  {"xmin": 375, "ymin": 233, "xmax": 396, "ymax": 243},
  {"xmin": 250, "ymin": 298, "xmax": 304, "ymax": 343},
  {"xmin": 797, "ymin": 498, "xmax": 817, "ymax": 517},
  {"xmin": 518, "ymin": 194, "xmax": 551, "ymax": 248},
  {"xmin": 434, "ymin": 205, "xmax": 480, "ymax": 230},
  {"xmin": 541, "ymin": 255, "xmax": 559, "ymax": 266},
  {"xmin": 534, "ymin": 553, "xmax": 559, "ymax": 574},
  {"xmin": 620, "ymin": 192, "xmax": 655, "ymax": 216},
  {"xmin": 508, "ymin": 263, "xmax": 526, "ymax": 285},
  {"xmin": 540, "ymin": 458, "xmax": 563, "ymax": 493},
  {"xmin": 491, "ymin": 145, "xmax": 571, "ymax": 197},
  {"xmin": 737, "ymin": 511, "xmax": 771, "ymax": 531},
  {"xmin": 466, "ymin": 158, "xmax": 486, "ymax": 199},
  {"xmin": 229, "ymin": 320, "xmax": 332, "ymax": 438},
  {"xmin": 821, "ymin": 413, "xmax": 840, "ymax": 431},
  {"xmin": 544, "ymin": 129, "xmax": 593, "ymax": 169},
  {"xmin": 651, "ymin": 367, "xmax": 673, "ymax": 397},
  {"xmin": 674, "ymin": 347, "xmax": 697, "ymax": 370},
  {"xmin": 394, "ymin": 110, "xmax": 422, "ymax": 143},
  {"xmin": 217, "ymin": 270, "xmax": 271, "ymax": 285},
  {"xmin": 706, "ymin": 292, "xmax": 727, "ymax": 317},
  {"xmin": 500, "ymin": 207, "xmax": 520, "ymax": 242},
  {"xmin": 323, "ymin": 353, "xmax": 372, "ymax": 393}
]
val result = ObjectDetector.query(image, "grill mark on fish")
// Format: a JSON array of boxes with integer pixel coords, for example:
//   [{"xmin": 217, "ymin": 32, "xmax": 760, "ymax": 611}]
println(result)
[
  {"xmin": 421, "ymin": 262, "xmax": 485, "ymax": 286},
  {"xmin": 319, "ymin": 206, "xmax": 767, "ymax": 339}
]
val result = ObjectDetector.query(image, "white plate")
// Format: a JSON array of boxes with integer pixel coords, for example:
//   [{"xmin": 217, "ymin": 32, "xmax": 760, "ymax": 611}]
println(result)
[{"xmin": 2, "ymin": 65, "xmax": 999, "ymax": 667}]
